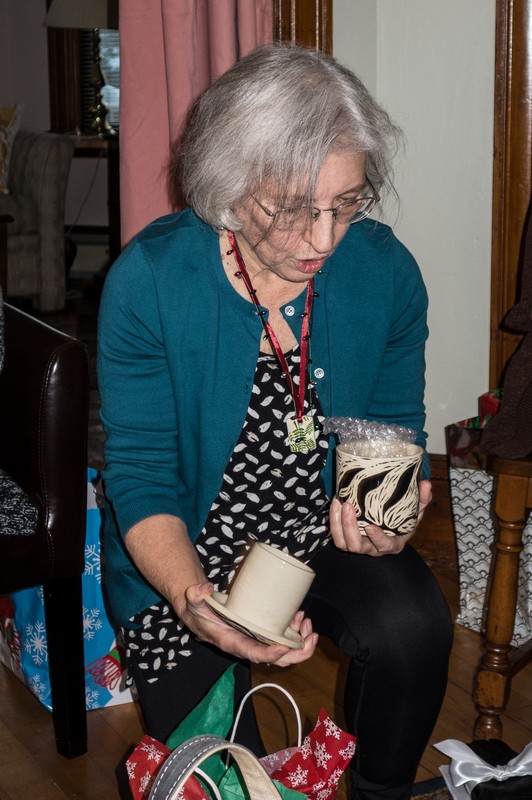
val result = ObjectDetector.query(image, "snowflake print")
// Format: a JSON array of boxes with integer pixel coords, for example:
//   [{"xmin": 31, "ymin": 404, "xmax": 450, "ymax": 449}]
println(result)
[
  {"xmin": 139, "ymin": 772, "xmax": 153, "ymax": 793},
  {"xmin": 126, "ymin": 760, "xmax": 136, "ymax": 780},
  {"xmin": 85, "ymin": 687, "xmax": 101, "ymax": 710},
  {"xmin": 328, "ymin": 767, "xmax": 344, "ymax": 786},
  {"xmin": 339, "ymin": 740, "xmax": 356, "ymax": 760},
  {"xmin": 316, "ymin": 787, "xmax": 333, "ymax": 800},
  {"xmin": 82, "ymin": 606, "xmax": 103, "ymax": 640},
  {"xmin": 84, "ymin": 543, "xmax": 102, "ymax": 583},
  {"xmin": 323, "ymin": 716, "xmax": 341, "ymax": 739},
  {"xmin": 262, "ymin": 752, "xmax": 281, "ymax": 769},
  {"xmin": 300, "ymin": 738, "xmax": 312, "ymax": 760},
  {"xmin": 313, "ymin": 742, "xmax": 332, "ymax": 769},
  {"xmin": 286, "ymin": 764, "xmax": 309, "ymax": 787},
  {"xmin": 28, "ymin": 672, "xmax": 47, "ymax": 700},
  {"xmin": 140, "ymin": 741, "xmax": 166, "ymax": 763},
  {"xmin": 24, "ymin": 621, "xmax": 47, "ymax": 665}
]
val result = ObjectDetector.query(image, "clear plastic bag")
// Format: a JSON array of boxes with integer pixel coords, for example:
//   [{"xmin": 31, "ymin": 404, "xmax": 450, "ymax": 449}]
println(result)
[{"xmin": 323, "ymin": 417, "xmax": 417, "ymax": 457}]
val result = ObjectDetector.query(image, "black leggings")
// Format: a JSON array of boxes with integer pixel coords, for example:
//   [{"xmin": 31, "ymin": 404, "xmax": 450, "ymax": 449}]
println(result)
[{"xmin": 128, "ymin": 543, "xmax": 453, "ymax": 800}]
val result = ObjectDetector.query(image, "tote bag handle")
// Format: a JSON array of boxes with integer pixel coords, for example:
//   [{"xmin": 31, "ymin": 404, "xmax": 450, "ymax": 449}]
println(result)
[
  {"xmin": 230, "ymin": 682, "xmax": 302, "ymax": 747},
  {"xmin": 148, "ymin": 734, "xmax": 282, "ymax": 800}
]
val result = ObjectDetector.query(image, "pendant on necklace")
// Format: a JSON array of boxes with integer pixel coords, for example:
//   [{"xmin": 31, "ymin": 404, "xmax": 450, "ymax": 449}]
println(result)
[{"xmin": 287, "ymin": 415, "xmax": 317, "ymax": 453}]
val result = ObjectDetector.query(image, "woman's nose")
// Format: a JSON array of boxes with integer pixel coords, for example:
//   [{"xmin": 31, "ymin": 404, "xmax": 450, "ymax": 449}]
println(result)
[{"xmin": 301, "ymin": 211, "xmax": 336, "ymax": 254}]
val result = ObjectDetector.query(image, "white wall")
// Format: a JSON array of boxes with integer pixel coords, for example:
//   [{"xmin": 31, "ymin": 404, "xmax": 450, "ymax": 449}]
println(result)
[
  {"xmin": 0, "ymin": 0, "xmax": 108, "ymax": 228},
  {"xmin": 333, "ymin": 0, "xmax": 377, "ymax": 94},
  {"xmin": 1, "ymin": 0, "xmax": 49, "ymax": 129},
  {"xmin": 334, "ymin": 0, "xmax": 496, "ymax": 454}
]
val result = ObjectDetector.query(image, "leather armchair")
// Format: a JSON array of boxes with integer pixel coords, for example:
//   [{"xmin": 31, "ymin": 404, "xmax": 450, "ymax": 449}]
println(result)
[{"xmin": 0, "ymin": 303, "xmax": 90, "ymax": 757}]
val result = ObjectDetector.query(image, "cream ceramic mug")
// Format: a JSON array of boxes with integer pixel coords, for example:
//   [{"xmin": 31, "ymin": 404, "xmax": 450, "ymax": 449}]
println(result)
[
  {"xmin": 225, "ymin": 542, "xmax": 316, "ymax": 635},
  {"xmin": 336, "ymin": 440, "xmax": 423, "ymax": 536}
]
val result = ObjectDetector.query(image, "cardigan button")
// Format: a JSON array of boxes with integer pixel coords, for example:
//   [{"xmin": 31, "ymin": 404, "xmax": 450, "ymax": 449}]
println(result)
[
  {"xmin": 285, "ymin": 305, "xmax": 295, "ymax": 316},
  {"xmin": 313, "ymin": 368, "xmax": 325, "ymax": 379}
]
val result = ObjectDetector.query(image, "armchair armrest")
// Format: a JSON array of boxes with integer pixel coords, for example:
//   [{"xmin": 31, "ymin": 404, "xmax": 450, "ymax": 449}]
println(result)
[{"xmin": 0, "ymin": 304, "xmax": 90, "ymax": 591}]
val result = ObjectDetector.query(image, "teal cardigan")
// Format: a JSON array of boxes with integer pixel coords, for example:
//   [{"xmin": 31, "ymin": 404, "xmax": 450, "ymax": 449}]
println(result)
[{"xmin": 97, "ymin": 209, "xmax": 429, "ymax": 626}]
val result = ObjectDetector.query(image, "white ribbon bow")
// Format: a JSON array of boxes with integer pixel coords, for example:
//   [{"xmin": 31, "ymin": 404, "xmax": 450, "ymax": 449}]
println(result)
[{"xmin": 434, "ymin": 740, "xmax": 532, "ymax": 794}]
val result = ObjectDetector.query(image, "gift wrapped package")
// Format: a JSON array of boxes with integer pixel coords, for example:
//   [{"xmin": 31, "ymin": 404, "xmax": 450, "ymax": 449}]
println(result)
[
  {"xmin": 0, "ymin": 468, "xmax": 135, "ymax": 710},
  {"xmin": 436, "ymin": 739, "xmax": 532, "ymax": 800},
  {"xmin": 468, "ymin": 741, "xmax": 532, "ymax": 800}
]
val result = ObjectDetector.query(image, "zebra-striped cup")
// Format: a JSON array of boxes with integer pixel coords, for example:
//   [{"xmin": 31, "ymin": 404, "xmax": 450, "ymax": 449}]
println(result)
[{"xmin": 335, "ymin": 441, "xmax": 423, "ymax": 536}]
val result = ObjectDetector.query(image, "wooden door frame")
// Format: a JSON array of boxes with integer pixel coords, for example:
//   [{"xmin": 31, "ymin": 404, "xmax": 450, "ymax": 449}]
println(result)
[
  {"xmin": 489, "ymin": 0, "xmax": 532, "ymax": 387},
  {"xmin": 273, "ymin": 0, "xmax": 332, "ymax": 53}
]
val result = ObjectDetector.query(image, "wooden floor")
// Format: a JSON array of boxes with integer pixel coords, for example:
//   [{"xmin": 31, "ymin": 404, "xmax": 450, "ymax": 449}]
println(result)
[{"xmin": 1, "ymin": 475, "xmax": 531, "ymax": 799}]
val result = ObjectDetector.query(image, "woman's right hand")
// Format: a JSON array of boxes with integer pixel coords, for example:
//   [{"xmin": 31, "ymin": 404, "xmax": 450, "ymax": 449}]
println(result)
[{"xmin": 179, "ymin": 581, "xmax": 318, "ymax": 667}]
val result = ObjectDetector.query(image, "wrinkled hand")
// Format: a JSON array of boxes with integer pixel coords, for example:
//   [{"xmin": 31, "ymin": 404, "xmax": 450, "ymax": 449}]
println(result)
[
  {"xmin": 178, "ymin": 582, "xmax": 318, "ymax": 667},
  {"xmin": 329, "ymin": 479, "xmax": 432, "ymax": 556}
]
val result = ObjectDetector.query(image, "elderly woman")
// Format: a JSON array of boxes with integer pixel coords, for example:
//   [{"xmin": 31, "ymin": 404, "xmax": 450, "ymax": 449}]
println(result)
[{"xmin": 98, "ymin": 44, "xmax": 453, "ymax": 800}]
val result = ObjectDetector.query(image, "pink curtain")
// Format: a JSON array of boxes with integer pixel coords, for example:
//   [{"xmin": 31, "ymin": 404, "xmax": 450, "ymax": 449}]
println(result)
[{"xmin": 119, "ymin": 0, "xmax": 273, "ymax": 247}]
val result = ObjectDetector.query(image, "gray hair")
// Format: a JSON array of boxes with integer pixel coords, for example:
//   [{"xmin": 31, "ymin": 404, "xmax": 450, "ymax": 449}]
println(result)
[{"xmin": 177, "ymin": 44, "xmax": 402, "ymax": 230}]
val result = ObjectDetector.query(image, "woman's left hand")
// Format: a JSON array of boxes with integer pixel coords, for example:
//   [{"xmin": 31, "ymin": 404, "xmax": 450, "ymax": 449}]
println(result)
[{"xmin": 329, "ymin": 479, "xmax": 432, "ymax": 556}]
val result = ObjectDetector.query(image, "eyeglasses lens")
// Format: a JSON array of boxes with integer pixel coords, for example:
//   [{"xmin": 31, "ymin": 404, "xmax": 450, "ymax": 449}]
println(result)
[{"xmin": 273, "ymin": 197, "xmax": 376, "ymax": 231}]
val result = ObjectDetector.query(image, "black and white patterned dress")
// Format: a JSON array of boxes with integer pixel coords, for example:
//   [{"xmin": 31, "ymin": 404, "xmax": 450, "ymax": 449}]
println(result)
[{"xmin": 124, "ymin": 348, "xmax": 331, "ymax": 681}]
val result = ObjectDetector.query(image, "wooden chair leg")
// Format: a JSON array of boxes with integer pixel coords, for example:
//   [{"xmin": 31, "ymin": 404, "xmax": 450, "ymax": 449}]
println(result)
[
  {"xmin": 473, "ymin": 472, "xmax": 528, "ymax": 739},
  {"xmin": 44, "ymin": 575, "xmax": 87, "ymax": 758}
]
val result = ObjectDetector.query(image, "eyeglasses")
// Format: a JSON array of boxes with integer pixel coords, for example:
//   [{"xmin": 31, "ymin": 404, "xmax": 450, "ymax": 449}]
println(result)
[{"xmin": 251, "ymin": 183, "xmax": 379, "ymax": 232}]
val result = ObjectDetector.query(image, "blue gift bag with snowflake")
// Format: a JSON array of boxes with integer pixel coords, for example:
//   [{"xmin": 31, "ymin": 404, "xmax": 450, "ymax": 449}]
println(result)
[{"xmin": 0, "ymin": 468, "xmax": 136, "ymax": 711}]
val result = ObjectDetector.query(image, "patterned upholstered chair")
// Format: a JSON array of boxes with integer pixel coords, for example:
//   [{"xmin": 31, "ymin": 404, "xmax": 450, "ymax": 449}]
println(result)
[
  {"xmin": 0, "ymin": 295, "xmax": 90, "ymax": 757},
  {"xmin": 0, "ymin": 130, "xmax": 74, "ymax": 311}
]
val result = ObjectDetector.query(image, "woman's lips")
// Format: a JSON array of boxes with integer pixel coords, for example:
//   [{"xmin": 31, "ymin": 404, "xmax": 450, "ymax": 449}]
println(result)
[{"xmin": 295, "ymin": 258, "xmax": 327, "ymax": 273}]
